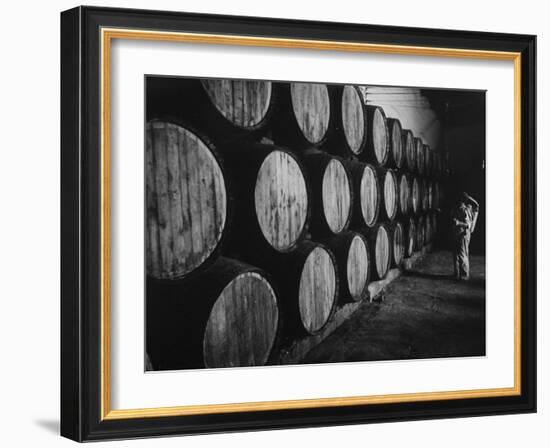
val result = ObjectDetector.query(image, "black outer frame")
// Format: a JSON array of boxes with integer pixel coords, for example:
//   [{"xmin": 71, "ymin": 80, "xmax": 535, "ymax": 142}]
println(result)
[{"xmin": 60, "ymin": 6, "xmax": 536, "ymax": 442}]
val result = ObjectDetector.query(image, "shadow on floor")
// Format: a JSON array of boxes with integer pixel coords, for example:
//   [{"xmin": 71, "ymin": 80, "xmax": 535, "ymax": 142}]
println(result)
[
  {"xmin": 33, "ymin": 419, "xmax": 59, "ymax": 435},
  {"xmin": 303, "ymin": 251, "xmax": 486, "ymax": 364}
]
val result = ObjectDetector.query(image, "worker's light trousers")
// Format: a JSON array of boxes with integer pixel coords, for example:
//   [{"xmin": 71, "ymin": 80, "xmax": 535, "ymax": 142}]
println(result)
[{"xmin": 453, "ymin": 232, "xmax": 471, "ymax": 280}]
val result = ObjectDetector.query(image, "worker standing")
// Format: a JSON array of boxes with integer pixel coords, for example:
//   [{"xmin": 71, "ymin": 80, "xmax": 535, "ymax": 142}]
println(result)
[{"xmin": 451, "ymin": 192, "xmax": 479, "ymax": 280}]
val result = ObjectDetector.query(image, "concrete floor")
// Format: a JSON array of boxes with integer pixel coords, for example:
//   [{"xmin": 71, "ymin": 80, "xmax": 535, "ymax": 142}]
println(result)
[{"xmin": 303, "ymin": 251, "xmax": 486, "ymax": 364}]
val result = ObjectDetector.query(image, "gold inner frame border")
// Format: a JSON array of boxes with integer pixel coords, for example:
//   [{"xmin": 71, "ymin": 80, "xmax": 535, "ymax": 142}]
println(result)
[{"xmin": 99, "ymin": 27, "xmax": 522, "ymax": 421}]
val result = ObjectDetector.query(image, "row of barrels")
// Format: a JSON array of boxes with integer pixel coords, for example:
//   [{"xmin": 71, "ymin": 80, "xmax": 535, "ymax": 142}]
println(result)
[
  {"xmin": 147, "ymin": 212, "xmax": 439, "ymax": 370},
  {"xmin": 146, "ymin": 121, "xmax": 442, "ymax": 281},
  {"xmin": 147, "ymin": 78, "xmax": 447, "ymax": 177},
  {"xmin": 146, "ymin": 76, "xmax": 445, "ymax": 371}
]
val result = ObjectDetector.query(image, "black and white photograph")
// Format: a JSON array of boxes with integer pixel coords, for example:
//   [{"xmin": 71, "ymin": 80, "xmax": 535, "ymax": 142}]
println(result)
[{"xmin": 144, "ymin": 76, "xmax": 486, "ymax": 371}]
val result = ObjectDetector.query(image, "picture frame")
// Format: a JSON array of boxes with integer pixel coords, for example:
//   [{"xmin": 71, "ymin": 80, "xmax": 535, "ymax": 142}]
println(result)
[{"xmin": 60, "ymin": 5, "xmax": 536, "ymax": 442}]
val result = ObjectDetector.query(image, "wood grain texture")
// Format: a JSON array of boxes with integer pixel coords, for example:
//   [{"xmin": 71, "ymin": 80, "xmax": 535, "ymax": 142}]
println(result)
[
  {"xmin": 203, "ymin": 271, "xmax": 279, "ymax": 368},
  {"xmin": 424, "ymin": 144, "xmax": 431, "ymax": 176},
  {"xmin": 298, "ymin": 245, "xmax": 337, "ymax": 334},
  {"xmin": 322, "ymin": 158, "xmax": 352, "ymax": 233},
  {"xmin": 360, "ymin": 164, "xmax": 379, "ymax": 226},
  {"xmin": 421, "ymin": 178, "xmax": 429, "ymax": 211},
  {"xmin": 255, "ymin": 150, "xmax": 308, "ymax": 251},
  {"xmin": 392, "ymin": 222, "xmax": 405, "ymax": 266},
  {"xmin": 146, "ymin": 121, "xmax": 227, "ymax": 280},
  {"xmin": 383, "ymin": 169, "xmax": 398, "ymax": 220},
  {"xmin": 367, "ymin": 106, "xmax": 389, "ymax": 165},
  {"xmin": 406, "ymin": 217, "xmax": 416, "ymax": 257},
  {"xmin": 415, "ymin": 137, "xmax": 425, "ymax": 175},
  {"xmin": 399, "ymin": 173, "xmax": 410, "ymax": 215},
  {"xmin": 346, "ymin": 234, "xmax": 370, "ymax": 301},
  {"xmin": 403, "ymin": 129, "xmax": 415, "ymax": 171},
  {"xmin": 411, "ymin": 176, "xmax": 420, "ymax": 215},
  {"xmin": 291, "ymin": 83, "xmax": 331, "ymax": 145},
  {"xmin": 341, "ymin": 85, "xmax": 366, "ymax": 154},
  {"xmin": 388, "ymin": 118, "xmax": 404, "ymax": 168},
  {"xmin": 201, "ymin": 79, "xmax": 272, "ymax": 129},
  {"xmin": 373, "ymin": 224, "xmax": 390, "ymax": 279}
]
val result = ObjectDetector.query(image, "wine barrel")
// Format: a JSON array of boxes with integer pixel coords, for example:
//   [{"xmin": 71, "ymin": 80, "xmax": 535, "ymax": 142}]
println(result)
[
  {"xmin": 146, "ymin": 258, "xmax": 279, "ymax": 370},
  {"xmin": 340, "ymin": 85, "xmax": 369, "ymax": 156},
  {"xmin": 424, "ymin": 144, "xmax": 432, "ymax": 177},
  {"xmin": 387, "ymin": 118, "xmax": 405, "ymax": 169},
  {"xmin": 430, "ymin": 212, "xmax": 439, "ymax": 240},
  {"xmin": 405, "ymin": 216, "xmax": 416, "ymax": 257},
  {"xmin": 381, "ymin": 168, "xmax": 398, "ymax": 221},
  {"xmin": 416, "ymin": 215, "xmax": 426, "ymax": 249},
  {"xmin": 421, "ymin": 178, "xmax": 429, "ymax": 212},
  {"xmin": 368, "ymin": 224, "xmax": 391, "ymax": 280},
  {"xmin": 275, "ymin": 241, "xmax": 338, "ymax": 335},
  {"xmin": 398, "ymin": 173, "xmax": 411, "ymax": 216},
  {"xmin": 147, "ymin": 77, "xmax": 274, "ymax": 143},
  {"xmin": 390, "ymin": 221, "xmax": 405, "ymax": 267},
  {"xmin": 344, "ymin": 160, "xmax": 380, "ymax": 228},
  {"xmin": 326, "ymin": 231, "xmax": 370, "ymax": 302},
  {"xmin": 415, "ymin": 138, "xmax": 425, "ymax": 175},
  {"xmin": 427, "ymin": 181, "xmax": 435, "ymax": 210},
  {"xmin": 433, "ymin": 182, "xmax": 441, "ymax": 209},
  {"xmin": 146, "ymin": 121, "xmax": 228, "ymax": 280},
  {"xmin": 301, "ymin": 152, "xmax": 353, "ymax": 237},
  {"xmin": 364, "ymin": 106, "xmax": 390, "ymax": 166},
  {"xmin": 272, "ymin": 82, "xmax": 333, "ymax": 149},
  {"xmin": 425, "ymin": 214, "xmax": 433, "ymax": 244},
  {"xmin": 411, "ymin": 176, "xmax": 421, "ymax": 215},
  {"xmin": 403, "ymin": 129, "xmax": 416, "ymax": 172},
  {"xmin": 224, "ymin": 143, "xmax": 309, "ymax": 257}
]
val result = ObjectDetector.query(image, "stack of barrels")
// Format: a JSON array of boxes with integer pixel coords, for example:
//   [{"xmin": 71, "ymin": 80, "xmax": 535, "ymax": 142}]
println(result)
[{"xmin": 145, "ymin": 78, "xmax": 445, "ymax": 371}]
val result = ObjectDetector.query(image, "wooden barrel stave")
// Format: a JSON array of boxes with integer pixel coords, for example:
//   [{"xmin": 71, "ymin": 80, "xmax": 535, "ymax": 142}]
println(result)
[
  {"xmin": 405, "ymin": 217, "xmax": 416, "ymax": 258},
  {"xmin": 415, "ymin": 137, "xmax": 425, "ymax": 175},
  {"xmin": 411, "ymin": 176, "xmax": 421, "ymax": 215},
  {"xmin": 380, "ymin": 168, "xmax": 398, "ymax": 221},
  {"xmin": 146, "ymin": 257, "xmax": 279, "ymax": 370},
  {"xmin": 387, "ymin": 118, "xmax": 404, "ymax": 169},
  {"xmin": 421, "ymin": 178, "xmax": 429, "ymax": 212},
  {"xmin": 398, "ymin": 173, "xmax": 411, "ymax": 216},
  {"xmin": 403, "ymin": 129, "xmax": 416, "ymax": 172},
  {"xmin": 390, "ymin": 221, "xmax": 405, "ymax": 267},
  {"xmin": 364, "ymin": 106, "xmax": 390, "ymax": 166},
  {"xmin": 424, "ymin": 144, "xmax": 432, "ymax": 177}
]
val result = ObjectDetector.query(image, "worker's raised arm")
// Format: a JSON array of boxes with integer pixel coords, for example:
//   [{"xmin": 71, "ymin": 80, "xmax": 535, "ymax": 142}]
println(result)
[{"xmin": 464, "ymin": 193, "xmax": 480, "ymax": 211}]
